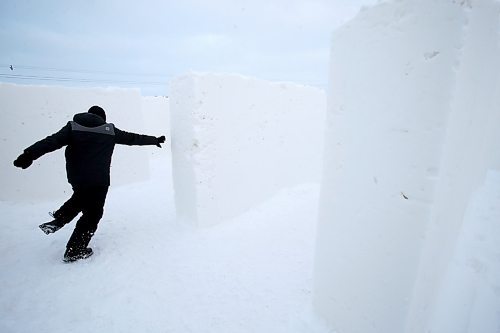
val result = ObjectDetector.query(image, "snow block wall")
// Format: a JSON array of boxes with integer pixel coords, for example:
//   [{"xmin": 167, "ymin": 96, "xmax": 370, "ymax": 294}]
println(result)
[
  {"xmin": 170, "ymin": 73, "xmax": 325, "ymax": 227},
  {"xmin": 0, "ymin": 84, "xmax": 155, "ymax": 202},
  {"xmin": 314, "ymin": 1, "xmax": 500, "ymax": 333}
]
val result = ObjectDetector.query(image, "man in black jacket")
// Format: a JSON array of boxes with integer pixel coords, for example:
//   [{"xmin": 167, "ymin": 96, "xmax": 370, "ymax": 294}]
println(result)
[{"xmin": 13, "ymin": 105, "xmax": 165, "ymax": 262}]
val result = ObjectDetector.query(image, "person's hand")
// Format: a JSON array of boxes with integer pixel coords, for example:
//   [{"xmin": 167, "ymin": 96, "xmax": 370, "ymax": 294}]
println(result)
[
  {"xmin": 13, "ymin": 152, "xmax": 33, "ymax": 169},
  {"xmin": 156, "ymin": 136, "xmax": 166, "ymax": 148}
]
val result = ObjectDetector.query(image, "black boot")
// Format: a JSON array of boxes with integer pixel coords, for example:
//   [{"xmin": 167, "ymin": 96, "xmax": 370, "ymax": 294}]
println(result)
[
  {"xmin": 63, "ymin": 247, "xmax": 93, "ymax": 263},
  {"xmin": 39, "ymin": 212, "xmax": 69, "ymax": 235}
]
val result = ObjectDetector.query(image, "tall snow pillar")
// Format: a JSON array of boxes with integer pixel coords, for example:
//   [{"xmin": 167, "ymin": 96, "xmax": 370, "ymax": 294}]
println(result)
[
  {"xmin": 405, "ymin": 1, "xmax": 500, "ymax": 332},
  {"xmin": 313, "ymin": 0, "xmax": 500, "ymax": 332}
]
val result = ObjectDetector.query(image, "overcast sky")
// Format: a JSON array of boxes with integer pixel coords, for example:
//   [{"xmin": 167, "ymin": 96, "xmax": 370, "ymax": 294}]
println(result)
[{"xmin": 0, "ymin": 0, "xmax": 378, "ymax": 95}]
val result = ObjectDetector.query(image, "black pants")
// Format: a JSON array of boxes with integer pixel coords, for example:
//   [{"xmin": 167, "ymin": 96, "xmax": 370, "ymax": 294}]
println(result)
[{"xmin": 53, "ymin": 186, "xmax": 109, "ymax": 252}]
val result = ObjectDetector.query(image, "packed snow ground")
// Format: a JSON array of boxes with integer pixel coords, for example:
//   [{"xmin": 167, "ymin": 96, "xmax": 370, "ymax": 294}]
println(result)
[{"xmin": 0, "ymin": 154, "xmax": 330, "ymax": 333}]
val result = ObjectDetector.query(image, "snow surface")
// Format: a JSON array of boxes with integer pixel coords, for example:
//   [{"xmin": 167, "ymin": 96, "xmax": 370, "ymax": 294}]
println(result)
[
  {"xmin": 170, "ymin": 73, "xmax": 325, "ymax": 227},
  {"xmin": 314, "ymin": 1, "xmax": 500, "ymax": 332},
  {"xmin": 0, "ymin": 154, "xmax": 330, "ymax": 333}
]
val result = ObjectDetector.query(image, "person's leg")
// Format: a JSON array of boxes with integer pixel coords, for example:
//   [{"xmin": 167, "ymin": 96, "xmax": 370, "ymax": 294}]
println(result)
[
  {"xmin": 39, "ymin": 188, "xmax": 83, "ymax": 234},
  {"xmin": 65, "ymin": 186, "xmax": 109, "ymax": 256},
  {"xmin": 51, "ymin": 189, "xmax": 83, "ymax": 225}
]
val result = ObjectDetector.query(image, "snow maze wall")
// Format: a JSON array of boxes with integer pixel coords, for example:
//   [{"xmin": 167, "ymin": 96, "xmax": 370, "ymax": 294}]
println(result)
[
  {"xmin": 170, "ymin": 73, "xmax": 326, "ymax": 227},
  {"xmin": 314, "ymin": 1, "xmax": 500, "ymax": 332},
  {"xmin": 0, "ymin": 84, "xmax": 169, "ymax": 202}
]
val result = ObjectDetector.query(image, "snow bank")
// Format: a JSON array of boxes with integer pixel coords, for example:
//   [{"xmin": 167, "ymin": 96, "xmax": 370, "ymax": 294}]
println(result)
[
  {"xmin": 170, "ymin": 73, "xmax": 325, "ymax": 226},
  {"xmin": 0, "ymin": 83, "xmax": 164, "ymax": 202},
  {"xmin": 314, "ymin": 1, "xmax": 500, "ymax": 332}
]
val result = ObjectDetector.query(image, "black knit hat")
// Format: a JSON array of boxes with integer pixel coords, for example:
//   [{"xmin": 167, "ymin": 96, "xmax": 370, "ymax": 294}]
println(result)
[{"xmin": 88, "ymin": 105, "xmax": 106, "ymax": 121}]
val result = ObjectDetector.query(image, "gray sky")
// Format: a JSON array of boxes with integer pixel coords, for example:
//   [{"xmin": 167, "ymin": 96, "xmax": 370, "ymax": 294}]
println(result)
[{"xmin": 0, "ymin": 0, "xmax": 377, "ymax": 96}]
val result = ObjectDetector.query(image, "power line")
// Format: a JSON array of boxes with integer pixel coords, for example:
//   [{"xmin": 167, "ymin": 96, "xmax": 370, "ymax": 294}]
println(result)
[
  {"xmin": 1, "ymin": 64, "xmax": 327, "ymax": 88},
  {"xmin": 1, "ymin": 63, "xmax": 172, "ymax": 78},
  {"xmin": 0, "ymin": 73, "xmax": 167, "ymax": 86}
]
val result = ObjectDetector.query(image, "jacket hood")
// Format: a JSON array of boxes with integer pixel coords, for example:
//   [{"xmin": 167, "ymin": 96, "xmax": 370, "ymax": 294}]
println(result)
[{"xmin": 73, "ymin": 113, "xmax": 106, "ymax": 127}]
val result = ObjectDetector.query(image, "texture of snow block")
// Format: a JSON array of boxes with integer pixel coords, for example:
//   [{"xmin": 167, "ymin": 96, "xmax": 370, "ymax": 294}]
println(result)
[
  {"xmin": 0, "ymin": 83, "xmax": 151, "ymax": 202},
  {"xmin": 427, "ymin": 171, "xmax": 500, "ymax": 333},
  {"xmin": 407, "ymin": 1, "xmax": 500, "ymax": 331},
  {"xmin": 170, "ymin": 73, "xmax": 325, "ymax": 227},
  {"xmin": 314, "ymin": 1, "xmax": 500, "ymax": 332}
]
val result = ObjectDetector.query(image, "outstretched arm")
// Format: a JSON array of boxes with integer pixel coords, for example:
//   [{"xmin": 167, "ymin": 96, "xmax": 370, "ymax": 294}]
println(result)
[
  {"xmin": 14, "ymin": 123, "xmax": 72, "ymax": 169},
  {"xmin": 115, "ymin": 127, "xmax": 165, "ymax": 147}
]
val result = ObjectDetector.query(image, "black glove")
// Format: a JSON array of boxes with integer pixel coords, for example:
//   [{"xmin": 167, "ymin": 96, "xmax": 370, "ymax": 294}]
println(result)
[
  {"xmin": 156, "ymin": 136, "xmax": 166, "ymax": 148},
  {"xmin": 14, "ymin": 152, "xmax": 33, "ymax": 169}
]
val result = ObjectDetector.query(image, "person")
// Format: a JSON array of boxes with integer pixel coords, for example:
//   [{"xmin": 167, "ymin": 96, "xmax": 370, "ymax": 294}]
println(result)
[{"xmin": 13, "ymin": 105, "xmax": 165, "ymax": 262}]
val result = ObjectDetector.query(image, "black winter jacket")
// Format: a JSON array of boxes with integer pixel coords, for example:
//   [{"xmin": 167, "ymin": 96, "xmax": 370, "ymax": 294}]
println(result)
[{"xmin": 24, "ymin": 113, "xmax": 158, "ymax": 186}]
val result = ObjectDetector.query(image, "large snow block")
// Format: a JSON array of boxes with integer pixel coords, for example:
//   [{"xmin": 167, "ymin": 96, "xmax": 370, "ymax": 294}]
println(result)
[
  {"xmin": 0, "ymin": 84, "xmax": 151, "ymax": 202},
  {"xmin": 170, "ymin": 73, "xmax": 325, "ymax": 226},
  {"xmin": 406, "ymin": 1, "xmax": 500, "ymax": 331},
  {"xmin": 314, "ymin": 1, "xmax": 500, "ymax": 332}
]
